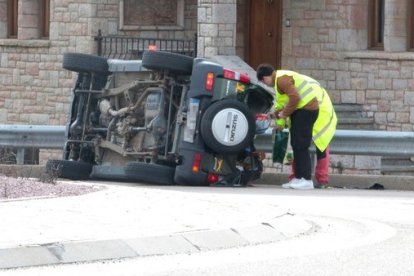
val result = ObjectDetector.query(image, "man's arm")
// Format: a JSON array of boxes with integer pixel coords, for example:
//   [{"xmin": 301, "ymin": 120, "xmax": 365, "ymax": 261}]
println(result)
[{"xmin": 277, "ymin": 75, "xmax": 300, "ymax": 119}]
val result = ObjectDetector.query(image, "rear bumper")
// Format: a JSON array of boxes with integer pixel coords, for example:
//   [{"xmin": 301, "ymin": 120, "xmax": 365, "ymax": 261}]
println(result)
[{"xmin": 174, "ymin": 147, "xmax": 208, "ymax": 186}]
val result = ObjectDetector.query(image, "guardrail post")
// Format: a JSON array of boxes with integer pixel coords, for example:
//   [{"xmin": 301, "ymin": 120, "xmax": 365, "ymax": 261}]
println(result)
[{"xmin": 16, "ymin": 149, "xmax": 25, "ymax": 165}]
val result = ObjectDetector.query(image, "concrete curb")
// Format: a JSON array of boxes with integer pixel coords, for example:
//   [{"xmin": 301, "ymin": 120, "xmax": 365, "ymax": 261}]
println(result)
[
  {"xmin": 255, "ymin": 173, "xmax": 414, "ymax": 191},
  {"xmin": 0, "ymin": 214, "xmax": 311, "ymax": 270}
]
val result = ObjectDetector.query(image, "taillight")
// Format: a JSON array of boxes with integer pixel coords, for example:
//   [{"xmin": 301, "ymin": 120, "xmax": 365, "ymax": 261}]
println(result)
[
  {"xmin": 239, "ymin": 73, "xmax": 250, "ymax": 83},
  {"xmin": 206, "ymin": 72, "xmax": 214, "ymax": 91},
  {"xmin": 223, "ymin": 68, "xmax": 250, "ymax": 84},
  {"xmin": 207, "ymin": 173, "xmax": 219, "ymax": 184},
  {"xmin": 192, "ymin": 153, "xmax": 202, "ymax": 173},
  {"xmin": 223, "ymin": 69, "xmax": 235, "ymax": 79},
  {"xmin": 148, "ymin": 45, "xmax": 157, "ymax": 51}
]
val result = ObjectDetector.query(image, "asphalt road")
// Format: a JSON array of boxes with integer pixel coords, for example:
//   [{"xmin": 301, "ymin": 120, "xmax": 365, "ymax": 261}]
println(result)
[{"xmin": 2, "ymin": 184, "xmax": 414, "ymax": 276}]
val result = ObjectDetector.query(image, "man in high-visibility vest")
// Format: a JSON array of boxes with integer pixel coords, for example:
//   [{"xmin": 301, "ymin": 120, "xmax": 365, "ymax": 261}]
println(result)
[{"xmin": 257, "ymin": 64, "xmax": 337, "ymax": 189}]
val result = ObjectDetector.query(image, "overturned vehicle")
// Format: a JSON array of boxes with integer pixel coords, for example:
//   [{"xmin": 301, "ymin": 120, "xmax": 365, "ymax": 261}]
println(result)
[{"xmin": 47, "ymin": 51, "xmax": 273, "ymax": 186}]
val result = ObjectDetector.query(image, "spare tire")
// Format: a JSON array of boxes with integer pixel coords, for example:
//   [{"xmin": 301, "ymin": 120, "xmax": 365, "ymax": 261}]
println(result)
[
  {"xmin": 63, "ymin": 52, "xmax": 109, "ymax": 75},
  {"xmin": 200, "ymin": 100, "xmax": 256, "ymax": 154},
  {"xmin": 142, "ymin": 51, "xmax": 193, "ymax": 75}
]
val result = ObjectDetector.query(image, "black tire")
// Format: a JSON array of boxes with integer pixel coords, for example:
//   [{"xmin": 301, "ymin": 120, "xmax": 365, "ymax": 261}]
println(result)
[
  {"xmin": 90, "ymin": 165, "xmax": 130, "ymax": 181},
  {"xmin": 125, "ymin": 162, "xmax": 175, "ymax": 185},
  {"xmin": 63, "ymin": 52, "xmax": 109, "ymax": 75},
  {"xmin": 200, "ymin": 100, "xmax": 256, "ymax": 154},
  {"xmin": 142, "ymin": 51, "xmax": 193, "ymax": 75},
  {"xmin": 46, "ymin": 159, "xmax": 92, "ymax": 180}
]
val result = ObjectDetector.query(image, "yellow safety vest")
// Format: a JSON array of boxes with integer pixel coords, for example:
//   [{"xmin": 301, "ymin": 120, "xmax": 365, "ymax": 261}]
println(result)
[{"xmin": 274, "ymin": 70, "xmax": 337, "ymax": 151}]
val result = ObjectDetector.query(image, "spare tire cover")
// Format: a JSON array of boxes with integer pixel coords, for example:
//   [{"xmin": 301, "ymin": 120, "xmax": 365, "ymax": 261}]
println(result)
[{"xmin": 200, "ymin": 100, "xmax": 255, "ymax": 154}]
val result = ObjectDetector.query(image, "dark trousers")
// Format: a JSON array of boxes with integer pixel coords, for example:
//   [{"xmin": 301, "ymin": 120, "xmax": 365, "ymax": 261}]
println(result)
[{"xmin": 290, "ymin": 108, "xmax": 319, "ymax": 180}]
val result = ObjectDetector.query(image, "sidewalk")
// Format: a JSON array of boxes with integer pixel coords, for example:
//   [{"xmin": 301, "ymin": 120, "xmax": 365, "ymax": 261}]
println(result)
[
  {"xmin": 1, "ymin": 165, "xmax": 413, "ymax": 270},
  {"xmin": 0, "ymin": 181, "xmax": 312, "ymax": 270},
  {"xmin": 257, "ymin": 172, "xmax": 414, "ymax": 191}
]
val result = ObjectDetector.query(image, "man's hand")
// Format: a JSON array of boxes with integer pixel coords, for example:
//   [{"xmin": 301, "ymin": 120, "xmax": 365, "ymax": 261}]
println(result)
[
  {"xmin": 278, "ymin": 110, "xmax": 286, "ymax": 119},
  {"xmin": 267, "ymin": 111, "xmax": 277, "ymax": 119},
  {"xmin": 268, "ymin": 110, "xmax": 282, "ymax": 119}
]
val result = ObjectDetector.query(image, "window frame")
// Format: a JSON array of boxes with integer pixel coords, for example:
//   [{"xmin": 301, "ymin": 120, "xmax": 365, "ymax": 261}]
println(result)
[
  {"xmin": 368, "ymin": 0, "xmax": 385, "ymax": 50},
  {"xmin": 119, "ymin": 0, "xmax": 185, "ymax": 31},
  {"xmin": 7, "ymin": 0, "xmax": 18, "ymax": 38},
  {"xmin": 40, "ymin": 0, "xmax": 50, "ymax": 38},
  {"xmin": 409, "ymin": 0, "xmax": 414, "ymax": 51}
]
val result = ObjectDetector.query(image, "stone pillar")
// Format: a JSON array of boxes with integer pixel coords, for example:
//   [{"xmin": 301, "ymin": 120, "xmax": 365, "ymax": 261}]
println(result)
[
  {"xmin": 384, "ymin": 0, "xmax": 408, "ymax": 52},
  {"xmin": 197, "ymin": 0, "xmax": 237, "ymax": 58}
]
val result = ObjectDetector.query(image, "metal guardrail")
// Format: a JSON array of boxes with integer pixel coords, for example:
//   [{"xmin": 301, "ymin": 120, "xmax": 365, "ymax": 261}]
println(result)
[
  {"xmin": 0, "ymin": 125, "xmax": 65, "ymax": 149},
  {"xmin": 0, "ymin": 125, "xmax": 413, "ymax": 164},
  {"xmin": 254, "ymin": 129, "xmax": 414, "ymax": 156},
  {"xmin": 0, "ymin": 125, "xmax": 65, "ymax": 164}
]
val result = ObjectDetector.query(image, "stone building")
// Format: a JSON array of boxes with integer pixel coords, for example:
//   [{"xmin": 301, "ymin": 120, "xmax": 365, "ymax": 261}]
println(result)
[{"xmin": 0, "ymin": 0, "xmax": 413, "ymax": 172}]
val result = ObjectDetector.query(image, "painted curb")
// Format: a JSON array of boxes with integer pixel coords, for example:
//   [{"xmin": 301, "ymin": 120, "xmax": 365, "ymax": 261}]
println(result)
[{"xmin": 0, "ymin": 214, "xmax": 311, "ymax": 270}]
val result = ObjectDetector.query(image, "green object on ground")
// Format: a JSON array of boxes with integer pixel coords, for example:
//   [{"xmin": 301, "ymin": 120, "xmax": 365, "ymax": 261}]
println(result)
[{"xmin": 273, "ymin": 131, "xmax": 289, "ymax": 164}]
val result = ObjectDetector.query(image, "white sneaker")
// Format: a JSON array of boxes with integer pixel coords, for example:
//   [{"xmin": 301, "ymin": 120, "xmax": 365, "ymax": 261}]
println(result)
[
  {"xmin": 281, "ymin": 178, "xmax": 300, "ymax": 189},
  {"xmin": 289, "ymin": 178, "xmax": 314, "ymax": 190}
]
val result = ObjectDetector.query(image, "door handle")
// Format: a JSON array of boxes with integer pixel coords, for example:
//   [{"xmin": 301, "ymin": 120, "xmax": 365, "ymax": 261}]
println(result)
[
  {"xmin": 267, "ymin": 32, "xmax": 273, "ymax": 37},
  {"xmin": 267, "ymin": 0, "xmax": 273, "ymax": 3}
]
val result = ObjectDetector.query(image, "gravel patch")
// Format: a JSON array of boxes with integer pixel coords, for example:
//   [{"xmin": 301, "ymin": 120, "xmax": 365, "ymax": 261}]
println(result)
[{"xmin": 0, "ymin": 176, "xmax": 103, "ymax": 200}]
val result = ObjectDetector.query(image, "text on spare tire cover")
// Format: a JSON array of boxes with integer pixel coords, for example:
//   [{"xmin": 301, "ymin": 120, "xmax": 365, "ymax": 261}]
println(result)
[{"xmin": 230, "ymin": 114, "xmax": 239, "ymax": 142}]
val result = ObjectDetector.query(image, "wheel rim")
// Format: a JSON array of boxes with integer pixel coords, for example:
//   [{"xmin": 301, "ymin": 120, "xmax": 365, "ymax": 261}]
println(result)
[{"xmin": 211, "ymin": 108, "xmax": 248, "ymax": 146}]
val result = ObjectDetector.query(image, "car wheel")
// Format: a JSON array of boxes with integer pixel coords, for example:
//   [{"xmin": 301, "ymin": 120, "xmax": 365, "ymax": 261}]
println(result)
[
  {"xmin": 142, "ymin": 51, "xmax": 193, "ymax": 75},
  {"xmin": 63, "ymin": 52, "xmax": 109, "ymax": 75},
  {"xmin": 125, "ymin": 162, "xmax": 176, "ymax": 185},
  {"xmin": 45, "ymin": 159, "xmax": 92, "ymax": 180},
  {"xmin": 200, "ymin": 100, "xmax": 256, "ymax": 154},
  {"xmin": 90, "ymin": 165, "xmax": 130, "ymax": 181}
]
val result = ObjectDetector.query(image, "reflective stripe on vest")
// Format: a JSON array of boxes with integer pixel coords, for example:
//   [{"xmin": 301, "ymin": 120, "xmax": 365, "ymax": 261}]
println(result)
[
  {"xmin": 312, "ymin": 88, "xmax": 337, "ymax": 152},
  {"xmin": 313, "ymin": 105, "xmax": 335, "ymax": 141},
  {"xmin": 273, "ymin": 70, "xmax": 337, "ymax": 151},
  {"xmin": 274, "ymin": 70, "xmax": 318, "ymax": 110}
]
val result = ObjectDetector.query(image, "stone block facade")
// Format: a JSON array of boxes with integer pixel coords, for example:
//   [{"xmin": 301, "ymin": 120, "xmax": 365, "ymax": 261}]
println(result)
[
  {"xmin": 197, "ymin": 0, "xmax": 237, "ymax": 57},
  {"xmin": 0, "ymin": 0, "xmax": 413, "ymax": 174},
  {"xmin": 280, "ymin": 0, "xmax": 414, "ymax": 132},
  {"xmin": 0, "ymin": 0, "xmax": 197, "ymax": 125},
  {"xmin": 0, "ymin": 0, "xmax": 197, "ymax": 164}
]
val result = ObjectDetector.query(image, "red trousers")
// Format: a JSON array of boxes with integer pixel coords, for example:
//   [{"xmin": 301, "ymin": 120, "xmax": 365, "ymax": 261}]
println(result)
[{"xmin": 288, "ymin": 147, "xmax": 330, "ymax": 184}]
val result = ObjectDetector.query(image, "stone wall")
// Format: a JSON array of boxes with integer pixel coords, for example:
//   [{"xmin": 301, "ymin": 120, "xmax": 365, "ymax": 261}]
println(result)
[
  {"xmin": 0, "ymin": 0, "xmax": 198, "ymax": 126},
  {"xmin": 281, "ymin": 0, "xmax": 414, "ymax": 132},
  {"xmin": 197, "ymin": 0, "xmax": 237, "ymax": 57},
  {"xmin": 0, "ymin": 0, "xmax": 197, "ymax": 164},
  {"xmin": 263, "ymin": 0, "xmax": 414, "ymax": 176},
  {"xmin": 1, "ymin": 0, "xmax": 413, "ymax": 172},
  {"xmin": 93, "ymin": 0, "xmax": 197, "ymax": 40},
  {"xmin": 262, "ymin": 153, "xmax": 382, "ymax": 176}
]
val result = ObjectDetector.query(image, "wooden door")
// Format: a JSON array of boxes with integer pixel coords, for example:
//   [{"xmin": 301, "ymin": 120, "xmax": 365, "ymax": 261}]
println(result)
[{"xmin": 247, "ymin": 0, "xmax": 282, "ymax": 71}]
